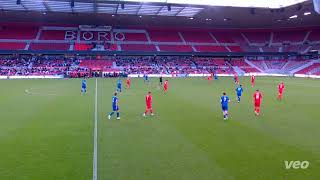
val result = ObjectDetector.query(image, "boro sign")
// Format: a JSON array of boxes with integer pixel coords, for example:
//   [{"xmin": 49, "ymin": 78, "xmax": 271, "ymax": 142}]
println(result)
[{"xmin": 65, "ymin": 31, "xmax": 126, "ymax": 41}]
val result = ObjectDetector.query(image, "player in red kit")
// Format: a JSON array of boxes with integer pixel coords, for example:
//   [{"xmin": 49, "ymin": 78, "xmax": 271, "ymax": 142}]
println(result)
[
  {"xmin": 126, "ymin": 77, "xmax": 131, "ymax": 89},
  {"xmin": 164, "ymin": 80, "xmax": 168, "ymax": 93},
  {"xmin": 278, "ymin": 82, "xmax": 285, "ymax": 100},
  {"xmin": 234, "ymin": 73, "xmax": 239, "ymax": 84},
  {"xmin": 251, "ymin": 75, "xmax": 255, "ymax": 87},
  {"xmin": 253, "ymin": 89, "xmax": 263, "ymax": 116},
  {"xmin": 207, "ymin": 73, "xmax": 213, "ymax": 81},
  {"xmin": 143, "ymin": 91, "xmax": 154, "ymax": 117}
]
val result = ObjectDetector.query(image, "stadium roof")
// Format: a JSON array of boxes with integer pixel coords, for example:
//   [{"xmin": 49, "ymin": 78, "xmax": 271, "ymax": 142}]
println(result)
[
  {"xmin": 0, "ymin": 0, "xmax": 204, "ymax": 17},
  {"xmin": 0, "ymin": 0, "xmax": 319, "ymax": 28},
  {"xmin": 0, "ymin": 0, "xmax": 309, "ymax": 18},
  {"xmin": 124, "ymin": 0, "xmax": 308, "ymax": 8}
]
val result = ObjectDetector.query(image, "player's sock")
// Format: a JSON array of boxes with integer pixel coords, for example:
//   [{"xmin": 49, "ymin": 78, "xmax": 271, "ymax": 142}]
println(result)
[
  {"xmin": 116, "ymin": 112, "xmax": 120, "ymax": 119},
  {"xmin": 109, "ymin": 112, "xmax": 114, "ymax": 116}
]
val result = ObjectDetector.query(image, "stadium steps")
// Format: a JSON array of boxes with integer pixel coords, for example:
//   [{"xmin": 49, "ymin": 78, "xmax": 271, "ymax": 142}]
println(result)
[
  {"xmin": 233, "ymin": 66, "xmax": 245, "ymax": 75},
  {"xmin": 303, "ymin": 31, "xmax": 312, "ymax": 44},
  {"xmin": 261, "ymin": 61, "xmax": 268, "ymax": 70},
  {"xmin": 245, "ymin": 59, "xmax": 264, "ymax": 72},
  {"xmin": 281, "ymin": 61, "xmax": 291, "ymax": 71},
  {"xmin": 290, "ymin": 61, "xmax": 315, "ymax": 74}
]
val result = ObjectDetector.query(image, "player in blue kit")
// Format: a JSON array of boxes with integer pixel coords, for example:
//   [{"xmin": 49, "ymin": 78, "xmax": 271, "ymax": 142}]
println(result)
[
  {"xmin": 235, "ymin": 85, "xmax": 243, "ymax": 103},
  {"xmin": 116, "ymin": 79, "xmax": 122, "ymax": 92},
  {"xmin": 214, "ymin": 73, "xmax": 218, "ymax": 80},
  {"xmin": 143, "ymin": 74, "xmax": 149, "ymax": 83},
  {"xmin": 108, "ymin": 92, "xmax": 120, "ymax": 120},
  {"xmin": 220, "ymin": 92, "xmax": 230, "ymax": 120},
  {"xmin": 81, "ymin": 78, "xmax": 87, "ymax": 95}
]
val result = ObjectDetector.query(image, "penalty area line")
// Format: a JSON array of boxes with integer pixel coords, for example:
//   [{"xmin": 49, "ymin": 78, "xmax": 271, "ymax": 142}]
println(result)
[{"xmin": 93, "ymin": 78, "xmax": 98, "ymax": 180}]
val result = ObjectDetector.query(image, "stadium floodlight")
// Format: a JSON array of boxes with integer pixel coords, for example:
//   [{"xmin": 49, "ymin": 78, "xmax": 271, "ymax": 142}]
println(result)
[
  {"xmin": 289, "ymin": 15, "xmax": 298, "ymax": 18},
  {"xmin": 304, "ymin": 11, "xmax": 311, "ymax": 15},
  {"xmin": 123, "ymin": 0, "xmax": 308, "ymax": 8}
]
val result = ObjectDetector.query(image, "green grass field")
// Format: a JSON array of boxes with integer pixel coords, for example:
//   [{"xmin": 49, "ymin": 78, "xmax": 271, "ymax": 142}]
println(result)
[{"xmin": 0, "ymin": 77, "xmax": 319, "ymax": 180}]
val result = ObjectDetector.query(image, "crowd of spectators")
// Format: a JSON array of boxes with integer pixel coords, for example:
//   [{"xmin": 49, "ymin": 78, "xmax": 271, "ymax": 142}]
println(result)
[
  {"xmin": 0, "ymin": 55, "xmax": 237, "ymax": 77},
  {"xmin": 0, "ymin": 55, "xmax": 90, "ymax": 77}
]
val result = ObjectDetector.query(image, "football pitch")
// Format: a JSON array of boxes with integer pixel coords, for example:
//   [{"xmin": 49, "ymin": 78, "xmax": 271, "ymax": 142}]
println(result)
[{"xmin": 0, "ymin": 77, "xmax": 319, "ymax": 180}]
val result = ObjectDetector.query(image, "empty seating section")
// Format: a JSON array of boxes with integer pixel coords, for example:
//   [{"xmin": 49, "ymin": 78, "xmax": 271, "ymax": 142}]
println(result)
[
  {"xmin": 283, "ymin": 45, "xmax": 309, "ymax": 52},
  {"xmin": 120, "ymin": 33, "xmax": 148, "ymax": 42},
  {"xmin": 158, "ymin": 45, "xmax": 193, "ymax": 52},
  {"xmin": 180, "ymin": 31, "xmax": 216, "ymax": 43},
  {"xmin": 228, "ymin": 46, "xmax": 242, "ymax": 52},
  {"xmin": 0, "ymin": 25, "xmax": 318, "ymax": 53},
  {"xmin": 40, "ymin": 30, "xmax": 66, "ymax": 40},
  {"xmin": 231, "ymin": 59, "xmax": 260, "ymax": 72},
  {"xmin": 148, "ymin": 31, "xmax": 182, "ymax": 42},
  {"xmin": 30, "ymin": 43, "xmax": 70, "ymax": 50},
  {"xmin": 262, "ymin": 46, "xmax": 280, "ymax": 52},
  {"xmin": 211, "ymin": 32, "xmax": 236, "ymax": 43},
  {"xmin": 296, "ymin": 63, "xmax": 320, "ymax": 74},
  {"xmin": 273, "ymin": 31, "xmax": 306, "ymax": 43},
  {"xmin": 308, "ymin": 30, "xmax": 320, "ymax": 41},
  {"xmin": 243, "ymin": 32, "xmax": 270, "ymax": 43},
  {"xmin": 120, "ymin": 44, "xmax": 156, "ymax": 51},
  {"xmin": 264, "ymin": 60, "xmax": 287, "ymax": 69},
  {"xmin": 0, "ymin": 26, "xmax": 38, "ymax": 39},
  {"xmin": 0, "ymin": 42, "xmax": 26, "ymax": 50},
  {"xmin": 194, "ymin": 46, "xmax": 227, "ymax": 52},
  {"xmin": 283, "ymin": 61, "xmax": 310, "ymax": 72},
  {"xmin": 250, "ymin": 60, "xmax": 266, "ymax": 70},
  {"xmin": 241, "ymin": 46, "xmax": 261, "ymax": 52},
  {"xmin": 310, "ymin": 44, "xmax": 320, "ymax": 51}
]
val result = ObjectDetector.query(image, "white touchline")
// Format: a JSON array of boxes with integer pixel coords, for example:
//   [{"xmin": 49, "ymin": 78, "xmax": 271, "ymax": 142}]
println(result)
[{"xmin": 93, "ymin": 78, "xmax": 98, "ymax": 180}]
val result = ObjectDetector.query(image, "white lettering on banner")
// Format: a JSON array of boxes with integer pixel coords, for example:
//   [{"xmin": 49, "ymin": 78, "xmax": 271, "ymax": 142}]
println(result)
[
  {"xmin": 65, "ymin": 31, "xmax": 125, "ymax": 41},
  {"xmin": 65, "ymin": 31, "xmax": 77, "ymax": 40},
  {"xmin": 98, "ymin": 32, "xmax": 110, "ymax": 41},
  {"xmin": 82, "ymin": 31, "xmax": 94, "ymax": 41},
  {"xmin": 114, "ymin": 32, "xmax": 125, "ymax": 41},
  {"xmin": 284, "ymin": 161, "xmax": 310, "ymax": 169}
]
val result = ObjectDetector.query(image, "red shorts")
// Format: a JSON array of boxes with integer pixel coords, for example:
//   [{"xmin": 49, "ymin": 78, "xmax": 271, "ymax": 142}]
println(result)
[
  {"xmin": 146, "ymin": 104, "xmax": 152, "ymax": 109},
  {"xmin": 254, "ymin": 102, "xmax": 261, "ymax": 107},
  {"xmin": 164, "ymin": 87, "xmax": 168, "ymax": 90}
]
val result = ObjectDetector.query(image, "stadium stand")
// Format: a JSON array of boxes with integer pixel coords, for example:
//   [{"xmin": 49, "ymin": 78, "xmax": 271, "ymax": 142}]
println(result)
[
  {"xmin": 0, "ymin": 24, "xmax": 319, "ymax": 54},
  {"xmin": 148, "ymin": 30, "xmax": 182, "ymax": 42},
  {"xmin": 29, "ymin": 43, "xmax": 70, "ymax": 50},
  {"xmin": 0, "ymin": 42, "xmax": 26, "ymax": 50},
  {"xmin": 1, "ymin": 54, "xmax": 317, "ymax": 77}
]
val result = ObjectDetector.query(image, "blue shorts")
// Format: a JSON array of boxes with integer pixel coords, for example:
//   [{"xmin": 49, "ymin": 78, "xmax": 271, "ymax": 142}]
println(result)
[
  {"xmin": 222, "ymin": 106, "xmax": 228, "ymax": 111},
  {"xmin": 112, "ymin": 106, "xmax": 119, "ymax": 111},
  {"xmin": 237, "ymin": 94, "xmax": 242, "ymax": 97}
]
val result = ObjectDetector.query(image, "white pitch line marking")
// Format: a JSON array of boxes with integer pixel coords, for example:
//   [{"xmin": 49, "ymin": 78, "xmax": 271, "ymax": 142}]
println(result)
[
  {"xmin": 93, "ymin": 78, "xmax": 98, "ymax": 180},
  {"xmin": 24, "ymin": 88, "xmax": 58, "ymax": 96}
]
